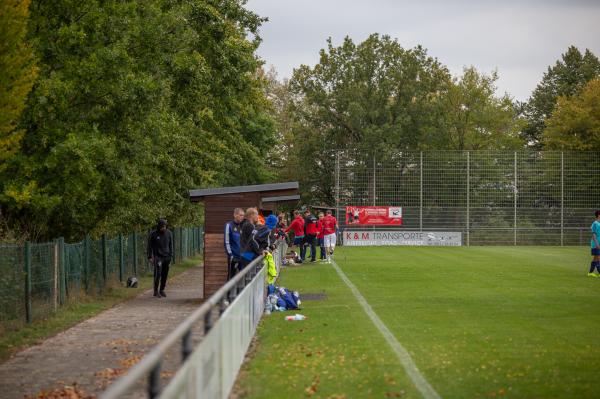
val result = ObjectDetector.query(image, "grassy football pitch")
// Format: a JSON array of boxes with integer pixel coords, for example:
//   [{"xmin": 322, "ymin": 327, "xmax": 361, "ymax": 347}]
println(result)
[{"xmin": 236, "ymin": 246, "xmax": 600, "ymax": 399}]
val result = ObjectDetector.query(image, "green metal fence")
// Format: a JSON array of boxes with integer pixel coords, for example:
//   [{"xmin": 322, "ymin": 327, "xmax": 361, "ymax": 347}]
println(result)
[
  {"xmin": 335, "ymin": 151, "xmax": 600, "ymax": 245},
  {"xmin": 0, "ymin": 227, "xmax": 203, "ymax": 329}
]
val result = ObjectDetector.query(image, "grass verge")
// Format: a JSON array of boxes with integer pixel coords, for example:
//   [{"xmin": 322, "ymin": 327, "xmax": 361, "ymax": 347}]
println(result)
[
  {"xmin": 0, "ymin": 255, "xmax": 202, "ymax": 363},
  {"xmin": 236, "ymin": 259, "xmax": 421, "ymax": 399}
]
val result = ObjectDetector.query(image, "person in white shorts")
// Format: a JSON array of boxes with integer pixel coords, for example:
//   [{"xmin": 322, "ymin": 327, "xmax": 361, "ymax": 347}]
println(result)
[{"xmin": 322, "ymin": 210, "xmax": 338, "ymax": 263}]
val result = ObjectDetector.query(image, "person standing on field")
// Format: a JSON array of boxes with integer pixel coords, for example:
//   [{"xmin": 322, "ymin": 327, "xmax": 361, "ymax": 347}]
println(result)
[
  {"xmin": 588, "ymin": 210, "xmax": 600, "ymax": 277},
  {"xmin": 316, "ymin": 212, "xmax": 326, "ymax": 261},
  {"xmin": 285, "ymin": 210, "xmax": 305, "ymax": 260},
  {"xmin": 303, "ymin": 209, "xmax": 318, "ymax": 263},
  {"xmin": 224, "ymin": 208, "xmax": 244, "ymax": 280},
  {"xmin": 322, "ymin": 210, "xmax": 338, "ymax": 263},
  {"xmin": 147, "ymin": 218, "xmax": 173, "ymax": 298}
]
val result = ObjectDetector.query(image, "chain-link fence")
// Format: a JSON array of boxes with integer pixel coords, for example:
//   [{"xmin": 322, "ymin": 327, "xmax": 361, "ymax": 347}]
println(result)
[
  {"xmin": 0, "ymin": 227, "xmax": 203, "ymax": 330},
  {"xmin": 335, "ymin": 151, "xmax": 600, "ymax": 245}
]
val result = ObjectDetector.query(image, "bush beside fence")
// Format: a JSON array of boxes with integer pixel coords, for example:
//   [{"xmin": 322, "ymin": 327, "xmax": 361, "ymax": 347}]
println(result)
[{"xmin": 0, "ymin": 227, "xmax": 204, "ymax": 329}]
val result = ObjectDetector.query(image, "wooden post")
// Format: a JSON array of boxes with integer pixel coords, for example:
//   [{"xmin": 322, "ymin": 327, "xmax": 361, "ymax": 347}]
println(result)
[{"xmin": 24, "ymin": 241, "xmax": 32, "ymax": 324}]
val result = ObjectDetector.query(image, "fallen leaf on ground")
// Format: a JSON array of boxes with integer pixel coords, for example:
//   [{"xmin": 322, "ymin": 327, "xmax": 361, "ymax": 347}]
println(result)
[{"xmin": 24, "ymin": 383, "xmax": 95, "ymax": 399}]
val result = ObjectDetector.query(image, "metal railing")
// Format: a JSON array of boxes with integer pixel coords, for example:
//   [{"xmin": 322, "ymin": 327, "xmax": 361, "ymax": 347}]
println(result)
[{"xmin": 101, "ymin": 241, "xmax": 286, "ymax": 399}]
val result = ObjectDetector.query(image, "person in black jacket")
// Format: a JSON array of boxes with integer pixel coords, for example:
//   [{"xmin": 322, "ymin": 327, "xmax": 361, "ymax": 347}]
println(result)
[
  {"xmin": 147, "ymin": 218, "xmax": 173, "ymax": 298},
  {"xmin": 239, "ymin": 208, "xmax": 260, "ymax": 269}
]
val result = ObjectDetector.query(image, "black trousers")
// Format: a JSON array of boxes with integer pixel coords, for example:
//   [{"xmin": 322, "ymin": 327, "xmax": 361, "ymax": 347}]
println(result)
[
  {"xmin": 153, "ymin": 257, "xmax": 171, "ymax": 293},
  {"xmin": 301, "ymin": 234, "xmax": 317, "ymax": 261},
  {"xmin": 228, "ymin": 257, "xmax": 241, "ymax": 280}
]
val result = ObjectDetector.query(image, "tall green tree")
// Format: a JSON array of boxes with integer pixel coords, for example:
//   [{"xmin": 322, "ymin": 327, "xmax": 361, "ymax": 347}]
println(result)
[
  {"xmin": 279, "ymin": 34, "xmax": 523, "ymax": 204},
  {"xmin": 1, "ymin": 0, "xmax": 275, "ymax": 240},
  {"xmin": 290, "ymin": 34, "xmax": 451, "ymax": 154},
  {"xmin": 521, "ymin": 46, "xmax": 600, "ymax": 147},
  {"xmin": 0, "ymin": 0, "xmax": 38, "ymax": 172},
  {"xmin": 285, "ymin": 34, "xmax": 452, "ymax": 203},
  {"xmin": 542, "ymin": 78, "xmax": 600, "ymax": 150},
  {"xmin": 441, "ymin": 67, "xmax": 523, "ymax": 150}
]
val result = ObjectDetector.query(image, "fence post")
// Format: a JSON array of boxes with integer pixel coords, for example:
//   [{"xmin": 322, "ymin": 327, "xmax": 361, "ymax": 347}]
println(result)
[
  {"xmin": 84, "ymin": 235, "xmax": 90, "ymax": 293},
  {"xmin": 561, "ymin": 151, "xmax": 564, "ymax": 246},
  {"xmin": 101, "ymin": 234, "xmax": 108, "ymax": 288},
  {"xmin": 466, "ymin": 151, "xmax": 470, "ymax": 247},
  {"xmin": 514, "ymin": 151, "xmax": 518, "ymax": 246},
  {"xmin": 193, "ymin": 227, "xmax": 197, "ymax": 254},
  {"xmin": 420, "ymin": 151, "xmax": 423, "ymax": 232},
  {"xmin": 24, "ymin": 241, "xmax": 32, "ymax": 324},
  {"xmin": 199, "ymin": 226, "xmax": 204, "ymax": 253},
  {"xmin": 180, "ymin": 227, "xmax": 184, "ymax": 261},
  {"xmin": 372, "ymin": 153, "xmax": 376, "ymax": 206},
  {"xmin": 59, "ymin": 237, "xmax": 66, "ymax": 305},
  {"xmin": 172, "ymin": 228, "xmax": 177, "ymax": 265},
  {"xmin": 118, "ymin": 233, "xmax": 124, "ymax": 282},
  {"xmin": 53, "ymin": 239, "xmax": 59, "ymax": 311},
  {"xmin": 335, "ymin": 151, "xmax": 340, "ymax": 224},
  {"xmin": 132, "ymin": 232, "xmax": 138, "ymax": 276}
]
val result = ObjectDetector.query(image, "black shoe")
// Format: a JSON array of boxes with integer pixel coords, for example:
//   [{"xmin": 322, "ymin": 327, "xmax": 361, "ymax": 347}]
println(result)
[
  {"xmin": 160, "ymin": 291, "xmax": 166, "ymax": 297},
  {"xmin": 153, "ymin": 291, "xmax": 160, "ymax": 297}
]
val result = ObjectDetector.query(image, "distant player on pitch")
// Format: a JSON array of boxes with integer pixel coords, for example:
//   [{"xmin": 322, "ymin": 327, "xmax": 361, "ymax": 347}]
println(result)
[
  {"xmin": 589, "ymin": 210, "xmax": 600, "ymax": 277},
  {"xmin": 322, "ymin": 210, "xmax": 338, "ymax": 263}
]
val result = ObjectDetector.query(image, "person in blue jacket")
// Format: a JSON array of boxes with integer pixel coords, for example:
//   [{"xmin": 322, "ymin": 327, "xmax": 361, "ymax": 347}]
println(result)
[
  {"xmin": 588, "ymin": 210, "xmax": 600, "ymax": 277},
  {"xmin": 224, "ymin": 208, "xmax": 245, "ymax": 280}
]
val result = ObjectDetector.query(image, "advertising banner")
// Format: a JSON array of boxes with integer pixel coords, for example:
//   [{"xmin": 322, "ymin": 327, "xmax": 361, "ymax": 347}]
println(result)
[
  {"xmin": 345, "ymin": 206, "xmax": 403, "ymax": 226},
  {"xmin": 344, "ymin": 231, "xmax": 462, "ymax": 246}
]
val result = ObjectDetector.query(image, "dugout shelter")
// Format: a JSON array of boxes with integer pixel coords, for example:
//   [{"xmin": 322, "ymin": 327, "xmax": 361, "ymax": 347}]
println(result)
[{"xmin": 189, "ymin": 182, "xmax": 300, "ymax": 297}]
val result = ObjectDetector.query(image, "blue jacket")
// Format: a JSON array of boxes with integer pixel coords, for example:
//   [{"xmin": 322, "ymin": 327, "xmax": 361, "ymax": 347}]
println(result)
[{"xmin": 224, "ymin": 220, "xmax": 242, "ymax": 259}]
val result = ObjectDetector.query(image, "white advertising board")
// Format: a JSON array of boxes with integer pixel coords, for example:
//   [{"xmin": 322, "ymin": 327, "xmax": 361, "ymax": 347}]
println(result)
[{"xmin": 343, "ymin": 231, "xmax": 462, "ymax": 246}]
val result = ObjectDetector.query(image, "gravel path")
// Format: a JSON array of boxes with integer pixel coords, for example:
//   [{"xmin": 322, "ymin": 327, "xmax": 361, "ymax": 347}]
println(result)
[{"xmin": 0, "ymin": 264, "xmax": 204, "ymax": 398}]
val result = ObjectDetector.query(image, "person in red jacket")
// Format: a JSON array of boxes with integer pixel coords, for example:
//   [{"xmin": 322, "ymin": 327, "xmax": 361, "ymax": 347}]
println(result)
[
  {"xmin": 316, "ymin": 212, "xmax": 327, "ymax": 261},
  {"xmin": 302, "ymin": 209, "xmax": 319, "ymax": 262},
  {"xmin": 322, "ymin": 210, "xmax": 339, "ymax": 263},
  {"xmin": 285, "ymin": 211, "xmax": 305, "ymax": 260}
]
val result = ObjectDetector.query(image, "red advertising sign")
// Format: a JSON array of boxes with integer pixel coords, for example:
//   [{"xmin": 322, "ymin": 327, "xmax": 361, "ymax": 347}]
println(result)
[{"xmin": 345, "ymin": 206, "xmax": 403, "ymax": 226}]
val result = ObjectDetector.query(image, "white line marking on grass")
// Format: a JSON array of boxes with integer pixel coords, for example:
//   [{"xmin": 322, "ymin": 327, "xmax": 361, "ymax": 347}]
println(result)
[{"xmin": 330, "ymin": 259, "xmax": 442, "ymax": 399}]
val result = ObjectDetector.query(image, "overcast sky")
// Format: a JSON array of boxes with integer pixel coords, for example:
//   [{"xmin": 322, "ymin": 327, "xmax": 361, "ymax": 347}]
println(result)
[{"xmin": 245, "ymin": 0, "xmax": 600, "ymax": 101}]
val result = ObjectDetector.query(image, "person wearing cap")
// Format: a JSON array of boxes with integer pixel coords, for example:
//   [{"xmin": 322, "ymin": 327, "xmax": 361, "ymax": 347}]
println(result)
[{"xmin": 147, "ymin": 218, "xmax": 173, "ymax": 298}]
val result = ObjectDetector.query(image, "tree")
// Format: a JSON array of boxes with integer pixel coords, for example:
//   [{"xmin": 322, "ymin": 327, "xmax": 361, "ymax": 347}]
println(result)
[
  {"xmin": 441, "ymin": 67, "xmax": 523, "ymax": 150},
  {"xmin": 284, "ymin": 34, "xmax": 452, "ymax": 203},
  {"xmin": 522, "ymin": 46, "xmax": 600, "ymax": 147},
  {"xmin": 290, "ymin": 34, "xmax": 451, "ymax": 153},
  {"xmin": 1, "ymin": 0, "xmax": 276, "ymax": 240},
  {"xmin": 0, "ymin": 0, "xmax": 38, "ymax": 172},
  {"xmin": 542, "ymin": 78, "xmax": 600, "ymax": 150}
]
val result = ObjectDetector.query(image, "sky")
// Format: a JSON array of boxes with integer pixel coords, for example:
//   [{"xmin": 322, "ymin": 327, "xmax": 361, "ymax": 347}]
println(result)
[{"xmin": 245, "ymin": 0, "xmax": 600, "ymax": 101}]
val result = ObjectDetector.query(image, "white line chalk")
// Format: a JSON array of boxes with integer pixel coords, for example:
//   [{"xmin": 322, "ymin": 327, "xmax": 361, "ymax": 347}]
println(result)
[{"xmin": 330, "ymin": 259, "xmax": 442, "ymax": 399}]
